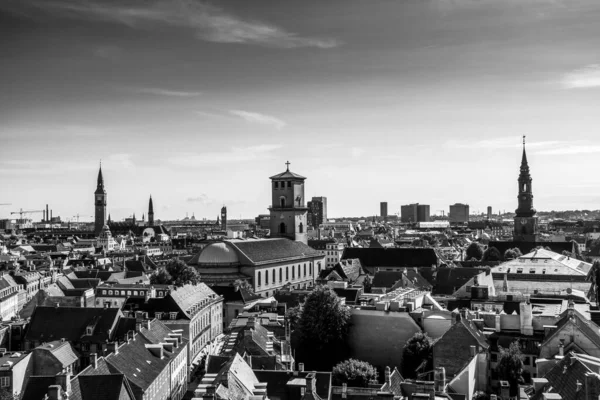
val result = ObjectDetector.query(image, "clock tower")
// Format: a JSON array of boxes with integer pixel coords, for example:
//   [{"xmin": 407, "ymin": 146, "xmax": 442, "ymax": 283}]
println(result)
[
  {"xmin": 514, "ymin": 136, "xmax": 538, "ymax": 241},
  {"xmin": 269, "ymin": 162, "xmax": 308, "ymax": 244},
  {"xmin": 94, "ymin": 163, "xmax": 107, "ymax": 235}
]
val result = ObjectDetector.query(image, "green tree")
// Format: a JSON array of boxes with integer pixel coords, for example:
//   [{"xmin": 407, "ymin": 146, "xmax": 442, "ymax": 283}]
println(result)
[
  {"xmin": 363, "ymin": 275, "xmax": 373, "ymax": 293},
  {"xmin": 465, "ymin": 242, "xmax": 484, "ymax": 261},
  {"xmin": 233, "ymin": 279, "xmax": 254, "ymax": 294},
  {"xmin": 296, "ymin": 285, "xmax": 351, "ymax": 369},
  {"xmin": 332, "ymin": 359, "xmax": 378, "ymax": 387},
  {"xmin": 497, "ymin": 341, "xmax": 524, "ymax": 397},
  {"xmin": 401, "ymin": 332, "xmax": 433, "ymax": 379},
  {"xmin": 150, "ymin": 259, "xmax": 200, "ymax": 287},
  {"xmin": 0, "ymin": 388, "xmax": 20, "ymax": 400},
  {"xmin": 503, "ymin": 248, "xmax": 522, "ymax": 260},
  {"xmin": 286, "ymin": 305, "xmax": 302, "ymax": 331},
  {"xmin": 482, "ymin": 246, "xmax": 502, "ymax": 262}
]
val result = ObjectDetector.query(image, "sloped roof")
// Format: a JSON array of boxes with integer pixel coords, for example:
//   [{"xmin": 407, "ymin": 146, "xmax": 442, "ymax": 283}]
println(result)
[
  {"xmin": 254, "ymin": 370, "xmax": 332, "ymax": 400},
  {"xmin": 21, "ymin": 376, "xmax": 60, "ymax": 400},
  {"xmin": 25, "ymin": 306, "xmax": 121, "ymax": 343},
  {"xmin": 434, "ymin": 268, "xmax": 484, "ymax": 295},
  {"xmin": 230, "ymin": 239, "xmax": 322, "ymax": 265},
  {"xmin": 488, "ymin": 241, "xmax": 574, "ymax": 256},
  {"xmin": 341, "ymin": 247, "xmax": 438, "ymax": 268},
  {"xmin": 169, "ymin": 283, "xmax": 217, "ymax": 318},
  {"xmin": 380, "ymin": 367, "xmax": 404, "ymax": 396},
  {"xmin": 531, "ymin": 352, "xmax": 598, "ymax": 400},
  {"xmin": 269, "ymin": 169, "xmax": 306, "ymax": 180},
  {"xmin": 70, "ymin": 374, "xmax": 135, "ymax": 400},
  {"xmin": 34, "ymin": 340, "xmax": 80, "ymax": 368},
  {"xmin": 211, "ymin": 286, "xmax": 262, "ymax": 304}
]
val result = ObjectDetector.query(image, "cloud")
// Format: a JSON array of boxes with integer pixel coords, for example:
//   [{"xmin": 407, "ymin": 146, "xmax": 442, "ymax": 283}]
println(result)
[
  {"xmin": 186, "ymin": 194, "xmax": 211, "ymax": 204},
  {"xmin": 561, "ymin": 65, "xmax": 600, "ymax": 89},
  {"xmin": 229, "ymin": 110, "xmax": 286, "ymax": 129},
  {"xmin": 3, "ymin": 0, "xmax": 340, "ymax": 49},
  {"xmin": 448, "ymin": 137, "xmax": 564, "ymax": 149},
  {"xmin": 534, "ymin": 145, "xmax": 600, "ymax": 155},
  {"xmin": 351, "ymin": 147, "xmax": 365, "ymax": 158},
  {"xmin": 134, "ymin": 87, "xmax": 202, "ymax": 97},
  {"xmin": 169, "ymin": 144, "xmax": 283, "ymax": 167}
]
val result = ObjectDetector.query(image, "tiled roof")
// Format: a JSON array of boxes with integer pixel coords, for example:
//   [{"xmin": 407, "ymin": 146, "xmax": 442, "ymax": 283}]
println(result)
[
  {"xmin": 253, "ymin": 370, "xmax": 332, "ymax": 400},
  {"xmin": 230, "ymin": 239, "xmax": 323, "ymax": 265},
  {"xmin": 434, "ymin": 268, "xmax": 484, "ymax": 295},
  {"xmin": 307, "ymin": 240, "xmax": 336, "ymax": 250},
  {"xmin": 70, "ymin": 374, "xmax": 135, "ymax": 400},
  {"xmin": 35, "ymin": 340, "xmax": 80, "ymax": 368},
  {"xmin": 211, "ymin": 286, "xmax": 262, "ymax": 304},
  {"xmin": 269, "ymin": 169, "xmax": 306, "ymax": 180},
  {"xmin": 487, "ymin": 241, "xmax": 574, "ymax": 256},
  {"xmin": 380, "ymin": 367, "xmax": 404, "ymax": 396},
  {"xmin": 531, "ymin": 352, "xmax": 596, "ymax": 400},
  {"xmin": 169, "ymin": 283, "xmax": 217, "ymax": 318},
  {"xmin": 21, "ymin": 376, "xmax": 60, "ymax": 400},
  {"xmin": 25, "ymin": 306, "xmax": 122, "ymax": 343},
  {"xmin": 341, "ymin": 247, "xmax": 438, "ymax": 269},
  {"xmin": 372, "ymin": 271, "xmax": 404, "ymax": 289}
]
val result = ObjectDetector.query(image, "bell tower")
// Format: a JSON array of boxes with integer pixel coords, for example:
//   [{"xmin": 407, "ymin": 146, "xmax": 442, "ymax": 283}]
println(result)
[
  {"xmin": 94, "ymin": 162, "xmax": 107, "ymax": 235},
  {"xmin": 268, "ymin": 161, "xmax": 308, "ymax": 244},
  {"xmin": 221, "ymin": 206, "xmax": 227, "ymax": 231},
  {"xmin": 148, "ymin": 195, "xmax": 154, "ymax": 227},
  {"xmin": 514, "ymin": 136, "xmax": 538, "ymax": 241}
]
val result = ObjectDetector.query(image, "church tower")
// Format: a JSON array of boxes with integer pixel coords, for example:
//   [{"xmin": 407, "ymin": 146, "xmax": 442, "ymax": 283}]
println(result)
[
  {"xmin": 148, "ymin": 195, "xmax": 154, "ymax": 227},
  {"xmin": 269, "ymin": 162, "xmax": 308, "ymax": 244},
  {"xmin": 94, "ymin": 163, "xmax": 107, "ymax": 235},
  {"xmin": 514, "ymin": 136, "xmax": 538, "ymax": 241},
  {"xmin": 221, "ymin": 206, "xmax": 227, "ymax": 231}
]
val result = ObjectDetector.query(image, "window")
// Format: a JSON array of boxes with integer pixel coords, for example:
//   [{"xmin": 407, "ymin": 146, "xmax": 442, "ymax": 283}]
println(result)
[
  {"xmin": 298, "ymin": 265, "xmax": 301, "ymax": 278},
  {"xmin": 108, "ymin": 290, "xmax": 113, "ymax": 295},
  {"xmin": 299, "ymin": 223, "xmax": 303, "ymax": 233},
  {"xmin": 309, "ymin": 263, "xmax": 313, "ymax": 276},
  {"xmin": 279, "ymin": 268, "xmax": 283, "ymax": 282},
  {"xmin": 258, "ymin": 271, "xmax": 262, "ymax": 287},
  {"xmin": 265, "ymin": 270, "xmax": 269, "ymax": 285},
  {"xmin": 304, "ymin": 264, "xmax": 306, "ymax": 276},
  {"xmin": 274, "ymin": 181, "xmax": 278, "ymax": 189},
  {"xmin": 272, "ymin": 269, "xmax": 276, "ymax": 284},
  {"xmin": 292, "ymin": 266, "xmax": 295, "ymax": 279},
  {"xmin": 0, "ymin": 377, "xmax": 10, "ymax": 387},
  {"xmin": 286, "ymin": 267, "xmax": 289, "ymax": 280},
  {"xmin": 287, "ymin": 181, "xmax": 291, "ymax": 187},
  {"xmin": 280, "ymin": 197, "xmax": 286, "ymax": 208},
  {"xmin": 134, "ymin": 291, "xmax": 138, "ymax": 296},
  {"xmin": 156, "ymin": 312, "xmax": 163, "ymax": 319},
  {"xmin": 279, "ymin": 222, "xmax": 286, "ymax": 234},
  {"xmin": 127, "ymin": 291, "xmax": 132, "ymax": 295},
  {"xmin": 170, "ymin": 312, "xmax": 177, "ymax": 320},
  {"xmin": 102, "ymin": 290, "xmax": 107, "ymax": 295}
]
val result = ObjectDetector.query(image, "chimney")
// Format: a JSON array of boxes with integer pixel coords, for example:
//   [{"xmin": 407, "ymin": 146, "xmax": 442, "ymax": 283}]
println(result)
[
  {"xmin": 299, "ymin": 363, "xmax": 304, "ymax": 372},
  {"xmin": 90, "ymin": 353, "xmax": 98, "ymax": 369},
  {"xmin": 342, "ymin": 383, "xmax": 347, "ymax": 399},
  {"xmin": 495, "ymin": 314, "xmax": 501, "ymax": 332},
  {"xmin": 500, "ymin": 381, "xmax": 510, "ymax": 400},
  {"xmin": 305, "ymin": 372, "xmax": 316, "ymax": 395},
  {"xmin": 558, "ymin": 342, "xmax": 564, "ymax": 357},
  {"xmin": 107, "ymin": 342, "xmax": 118, "ymax": 355},
  {"xmin": 531, "ymin": 378, "xmax": 548, "ymax": 394},
  {"xmin": 385, "ymin": 366, "xmax": 391, "ymax": 387},
  {"xmin": 56, "ymin": 371, "xmax": 71, "ymax": 396},
  {"xmin": 47, "ymin": 385, "xmax": 62, "ymax": 400},
  {"xmin": 520, "ymin": 300, "xmax": 534, "ymax": 336},
  {"xmin": 470, "ymin": 345, "xmax": 476, "ymax": 357},
  {"xmin": 136, "ymin": 322, "xmax": 142, "ymax": 332},
  {"xmin": 434, "ymin": 367, "xmax": 446, "ymax": 393},
  {"xmin": 585, "ymin": 372, "xmax": 600, "ymax": 400}
]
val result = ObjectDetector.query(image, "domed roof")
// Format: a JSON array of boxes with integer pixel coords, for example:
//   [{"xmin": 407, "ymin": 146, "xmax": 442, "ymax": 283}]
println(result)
[{"xmin": 194, "ymin": 242, "xmax": 240, "ymax": 265}]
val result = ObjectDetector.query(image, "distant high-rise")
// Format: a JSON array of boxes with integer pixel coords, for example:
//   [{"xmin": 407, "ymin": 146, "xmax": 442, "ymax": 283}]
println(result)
[
  {"xmin": 221, "ymin": 206, "xmax": 227, "ymax": 231},
  {"xmin": 449, "ymin": 203, "xmax": 470, "ymax": 223},
  {"xmin": 401, "ymin": 203, "xmax": 430, "ymax": 223},
  {"xmin": 487, "ymin": 206, "xmax": 492, "ymax": 220},
  {"xmin": 307, "ymin": 196, "xmax": 327, "ymax": 228},
  {"xmin": 94, "ymin": 163, "xmax": 107, "ymax": 235},
  {"xmin": 380, "ymin": 202, "xmax": 388, "ymax": 222},
  {"xmin": 148, "ymin": 195, "xmax": 154, "ymax": 227}
]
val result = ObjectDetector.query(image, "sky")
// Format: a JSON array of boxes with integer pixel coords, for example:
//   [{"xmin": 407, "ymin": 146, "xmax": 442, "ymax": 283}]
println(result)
[{"xmin": 2, "ymin": 0, "xmax": 600, "ymax": 222}]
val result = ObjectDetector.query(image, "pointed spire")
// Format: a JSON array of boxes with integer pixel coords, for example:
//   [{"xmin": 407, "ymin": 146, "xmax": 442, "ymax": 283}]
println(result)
[
  {"xmin": 148, "ymin": 195, "xmax": 154, "ymax": 214},
  {"xmin": 97, "ymin": 161, "xmax": 104, "ymax": 189},
  {"xmin": 520, "ymin": 135, "xmax": 529, "ymax": 171}
]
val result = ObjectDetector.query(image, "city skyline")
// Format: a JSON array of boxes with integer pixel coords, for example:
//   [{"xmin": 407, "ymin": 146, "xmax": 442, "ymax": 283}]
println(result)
[{"xmin": 3, "ymin": 0, "xmax": 600, "ymax": 220}]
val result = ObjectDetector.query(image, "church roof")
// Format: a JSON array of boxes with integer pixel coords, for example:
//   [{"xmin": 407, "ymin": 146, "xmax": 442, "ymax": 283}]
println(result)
[
  {"xmin": 269, "ymin": 169, "xmax": 306, "ymax": 180},
  {"xmin": 189, "ymin": 241, "xmax": 241, "ymax": 265}
]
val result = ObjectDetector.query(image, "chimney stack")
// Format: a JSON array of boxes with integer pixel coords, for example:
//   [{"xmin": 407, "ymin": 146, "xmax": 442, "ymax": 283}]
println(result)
[
  {"xmin": 56, "ymin": 371, "xmax": 71, "ymax": 396},
  {"xmin": 434, "ymin": 367, "xmax": 446, "ymax": 393},
  {"xmin": 47, "ymin": 385, "xmax": 62, "ymax": 400},
  {"xmin": 385, "ymin": 366, "xmax": 391, "ymax": 387},
  {"xmin": 342, "ymin": 383, "xmax": 347, "ymax": 399},
  {"xmin": 299, "ymin": 363, "xmax": 304, "ymax": 372},
  {"xmin": 90, "ymin": 353, "xmax": 98, "ymax": 369}
]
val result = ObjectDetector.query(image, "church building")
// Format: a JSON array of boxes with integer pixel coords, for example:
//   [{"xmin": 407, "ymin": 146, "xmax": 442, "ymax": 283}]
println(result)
[
  {"xmin": 513, "ymin": 136, "xmax": 538, "ymax": 241},
  {"xmin": 268, "ymin": 162, "xmax": 308, "ymax": 245}
]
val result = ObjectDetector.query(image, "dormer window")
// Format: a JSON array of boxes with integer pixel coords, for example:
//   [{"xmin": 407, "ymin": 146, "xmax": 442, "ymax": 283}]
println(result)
[
  {"xmin": 155, "ymin": 312, "xmax": 163, "ymax": 320},
  {"xmin": 169, "ymin": 312, "xmax": 177, "ymax": 320},
  {"xmin": 86, "ymin": 326, "xmax": 94, "ymax": 336}
]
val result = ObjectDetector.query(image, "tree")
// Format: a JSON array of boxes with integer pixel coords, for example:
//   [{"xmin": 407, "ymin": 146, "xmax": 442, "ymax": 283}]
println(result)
[
  {"xmin": 233, "ymin": 279, "xmax": 254, "ymax": 294},
  {"xmin": 150, "ymin": 259, "xmax": 200, "ymax": 287},
  {"xmin": 503, "ymin": 247, "xmax": 522, "ymax": 260},
  {"xmin": 332, "ymin": 359, "xmax": 378, "ymax": 387},
  {"xmin": 363, "ymin": 275, "xmax": 372, "ymax": 293},
  {"xmin": 296, "ymin": 285, "xmax": 351, "ymax": 369},
  {"xmin": 0, "ymin": 388, "xmax": 20, "ymax": 400},
  {"xmin": 286, "ymin": 305, "xmax": 302, "ymax": 331},
  {"xmin": 482, "ymin": 246, "xmax": 502, "ymax": 262},
  {"xmin": 465, "ymin": 242, "xmax": 484, "ymax": 261},
  {"xmin": 401, "ymin": 332, "xmax": 433, "ymax": 379},
  {"xmin": 497, "ymin": 341, "xmax": 525, "ymax": 397}
]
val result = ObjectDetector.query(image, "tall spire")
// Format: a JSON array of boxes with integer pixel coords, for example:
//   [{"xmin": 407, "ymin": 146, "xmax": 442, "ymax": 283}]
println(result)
[
  {"xmin": 520, "ymin": 135, "xmax": 529, "ymax": 172},
  {"xmin": 148, "ymin": 195, "xmax": 154, "ymax": 214},
  {"xmin": 96, "ymin": 161, "xmax": 105, "ymax": 192}
]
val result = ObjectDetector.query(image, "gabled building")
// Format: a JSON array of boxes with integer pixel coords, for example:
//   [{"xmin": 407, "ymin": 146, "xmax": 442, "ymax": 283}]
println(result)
[{"xmin": 341, "ymin": 247, "xmax": 441, "ymax": 274}]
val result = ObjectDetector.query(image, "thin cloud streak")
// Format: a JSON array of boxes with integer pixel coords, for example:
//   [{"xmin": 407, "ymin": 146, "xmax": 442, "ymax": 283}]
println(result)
[
  {"xmin": 229, "ymin": 110, "xmax": 286, "ymax": 129},
  {"xmin": 135, "ymin": 87, "xmax": 202, "ymax": 97},
  {"xmin": 534, "ymin": 145, "xmax": 600, "ymax": 155},
  {"xmin": 1, "ymin": 0, "xmax": 340, "ymax": 49},
  {"xmin": 447, "ymin": 137, "xmax": 564, "ymax": 149},
  {"xmin": 169, "ymin": 144, "xmax": 283, "ymax": 167},
  {"xmin": 561, "ymin": 65, "xmax": 600, "ymax": 89}
]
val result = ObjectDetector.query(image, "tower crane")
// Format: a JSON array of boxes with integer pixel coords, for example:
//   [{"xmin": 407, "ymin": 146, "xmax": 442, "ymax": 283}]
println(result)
[{"xmin": 10, "ymin": 208, "xmax": 44, "ymax": 220}]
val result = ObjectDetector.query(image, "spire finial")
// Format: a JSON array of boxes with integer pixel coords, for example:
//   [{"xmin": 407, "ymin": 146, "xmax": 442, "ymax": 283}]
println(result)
[
  {"xmin": 285, "ymin": 161, "xmax": 290, "ymax": 171},
  {"xmin": 523, "ymin": 135, "xmax": 526, "ymax": 147}
]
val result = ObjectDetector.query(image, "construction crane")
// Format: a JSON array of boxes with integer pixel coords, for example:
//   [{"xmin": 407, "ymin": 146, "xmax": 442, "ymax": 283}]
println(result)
[
  {"xmin": 72, "ymin": 214, "xmax": 93, "ymax": 223},
  {"xmin": 10, "ymin": 208, "xmax": 44, "ymax": 219}
]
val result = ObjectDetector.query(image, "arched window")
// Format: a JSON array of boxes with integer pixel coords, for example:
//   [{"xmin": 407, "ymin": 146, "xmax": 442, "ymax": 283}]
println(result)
[
  {"xmin": 279, "ymin": 222, "xmax": 286, "ymax": 234},
  {"xmin": 286, "ymin": 267, "xmax": 289, "ymax": 280},
  {"xmin": 304, "ymin": 263, "xmax": 307, "ymax": 276},
  {"xmin": 280, "ymin": 197, "xmax": 286, "ymax": 207},
  {"xmin": 279, "ymin": 268, "xmax": 283, "ymax": 282},
  {"xmin": 299, "ymin": 222, "xmax": 303, "ymax": 233},
  {"xmin": 298, "ymin": 264, "xmax": 301, "ymax": 278},
  {"xmin": 265, "ymin": 270, "xmax": 269, "ymax": 285},
  {"xmin": 272, "ymin": 269, "xmax": 276, "ymax": 284},
  {"xmin": 292, "ymin": 265, "xmax": 295, "ymax": 279},
  {"xmin": 257, "ymin": 271, "xmax": 262, "ymax": 287}
]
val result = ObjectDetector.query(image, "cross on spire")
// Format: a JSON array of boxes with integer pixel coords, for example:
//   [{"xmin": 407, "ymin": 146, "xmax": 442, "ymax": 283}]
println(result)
[{"xmin": 285, "ymin": 161, "xmax": 290, "ymax": 171}]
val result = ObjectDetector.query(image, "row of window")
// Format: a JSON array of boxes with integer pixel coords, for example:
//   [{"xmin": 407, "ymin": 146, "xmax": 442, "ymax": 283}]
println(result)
[
  {"xmin": 155, "ymin": 311, "xmax": 179, "ymax": 320},
  {"xmin": 273, "ymin": 181, "xmax": 292, "ymax": 188},
  {"xmin": 100, "ymin": 289, "xmax": 169, "ymax": 297},
  {"xmin": 257, "ymin": 263, "xmax": 320, "ymax": 287}
]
